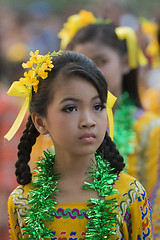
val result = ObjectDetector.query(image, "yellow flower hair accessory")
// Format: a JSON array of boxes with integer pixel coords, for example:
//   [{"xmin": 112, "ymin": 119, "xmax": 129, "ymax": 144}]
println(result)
[
  {"xmin": 115, "ymin": 26, "xmax": 148, "ymax": 69},
  {"xmin": 4, "ymin": 50, "xmax": 62, "ymax": 141},
  {"xmin": 106, "ymin": 91, "xmax": 117, "ymax": 140},
  {"xmin": 58, "ymin": 10, "xmax": 96, "ymax": 50}
]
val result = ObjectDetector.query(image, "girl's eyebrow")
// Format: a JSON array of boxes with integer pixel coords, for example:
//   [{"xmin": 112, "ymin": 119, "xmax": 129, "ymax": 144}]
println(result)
[
  {"xmin": 60, "ymin": 97, "xmax": 79, "ymax": 104},
  {"xmin": 60, "ymin": 95, "xmax": 100, "ymax": 104}
]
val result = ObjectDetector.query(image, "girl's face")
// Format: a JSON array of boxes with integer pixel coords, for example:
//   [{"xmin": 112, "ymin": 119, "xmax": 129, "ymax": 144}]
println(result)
[
  {"xmin": 73, "ymin": 42, "xmax": 129, "ymax": 98},
  {"xmin": 34, "ymin": 76, "xmax": 107, "ymax": 157}
]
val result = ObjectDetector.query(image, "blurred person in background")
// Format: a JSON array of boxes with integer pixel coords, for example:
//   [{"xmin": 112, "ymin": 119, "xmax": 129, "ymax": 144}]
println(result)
[
  {"xmin": 139, "ymin": 11, "xmax": 160, "ymax": 116},
  {"xmin": 58, "ymin": 10, "xmax": 160, "ymax": 238},
  {"xmin": 93, "ymin": 0, "xmax": 150, "ymax": 107},
  {"xmin": 95, "ymin": 0, "xmax": 160, "ymax": 119}
]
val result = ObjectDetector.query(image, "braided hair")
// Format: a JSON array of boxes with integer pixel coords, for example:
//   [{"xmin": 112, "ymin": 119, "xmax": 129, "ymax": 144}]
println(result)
[
  {"xmin": 16, "ymin": 51, "xmax": 124, "ymax": 185},
  {"xmin": 97, "ymin": 132, "xmax": 125, "ymax": 174},
  {"xmin": 15, "ymin": 116, "xmax": 40, "ymax": 185}
]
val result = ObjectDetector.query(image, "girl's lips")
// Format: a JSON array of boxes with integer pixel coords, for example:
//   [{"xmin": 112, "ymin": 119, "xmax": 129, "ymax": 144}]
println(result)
[
  {"xmin": 79, "ymin": 133, "xmax": 96, "ymax": 139},
  {"xmin": 79, "ymin": 133, "xmax": 96, "ymax": 143}
]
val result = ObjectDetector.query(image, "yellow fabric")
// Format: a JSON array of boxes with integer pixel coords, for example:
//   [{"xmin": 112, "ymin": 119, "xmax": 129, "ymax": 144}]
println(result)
[
  {"xmin": 123, "ymin": 110, "xmax": 160, "ymax": 238},
  {"xmin": 106, "ymin": 91, "xmax": 117, "ymax": 140},
  {"xmin": 140, "ymin": 19, "xmax": 160, "ymax": 68},
  {"xmin": 4, "ymin": 81, "xmax": 30, "ymax": 141},
  {"xmin": 141, "ymin": 87, "xmax": 160, "ymax": 116},
  {"xmin": 8, "ymin": 172, "xmax": 153, "ymax": 239},
  {"xmin": 126, "ymin": 111, "xmax": 160, "ymax": 197},
  {"xmin": 115, "ymin": 27, "xmax": 148, "ymax": 69}
]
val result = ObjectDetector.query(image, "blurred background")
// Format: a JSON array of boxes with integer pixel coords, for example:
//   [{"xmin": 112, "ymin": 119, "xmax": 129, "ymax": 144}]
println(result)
[{"xmin": 0, "ymin": 0, "xmax": 160, "ymax": 239}]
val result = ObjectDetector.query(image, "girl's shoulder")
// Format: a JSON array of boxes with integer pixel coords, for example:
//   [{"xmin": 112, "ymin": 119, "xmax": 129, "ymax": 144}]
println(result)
[
  {"xmin": 113, "ymin": 172, "xmax": 150, "ymax": 218},
  {"xmin": 114, "ymin": 172, "xmax": 146, "ymax": 199},
  {"xmin": 113, "ymin": 174, "xmax": 153, "ymax": 239},
  {"xmin": 116, "ymin": 171, "xmax": 141, "ymax": 184},
  {"xmin": 8, "ymin": 183, "xmax": 32, "ymax": 208}
]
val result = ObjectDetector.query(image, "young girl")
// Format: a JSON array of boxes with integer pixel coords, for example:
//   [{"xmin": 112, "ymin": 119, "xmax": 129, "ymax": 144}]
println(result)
[
  {"xmin": 58, "ymin": 11, "xmax": 160, "ymax": 238},
  {"xmin": 7, "ymin": 50, "xmax": 152, "ymax": 239}
]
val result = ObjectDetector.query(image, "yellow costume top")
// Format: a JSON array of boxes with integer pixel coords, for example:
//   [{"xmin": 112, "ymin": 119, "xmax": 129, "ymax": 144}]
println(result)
[
  {"xmin": 128, "ymin": 109, "xmax": 160, "ymax": 240},
  {"xmin": 141, "ymin": 86, "xmax": 160, "ymax": 116},
  {"xmin": 8, "ymin": 172, "xmax": 153, "ymax": 239},
  {"xmin": 114, "ymin": 93, "xmax": 160, "ymax": 239}
]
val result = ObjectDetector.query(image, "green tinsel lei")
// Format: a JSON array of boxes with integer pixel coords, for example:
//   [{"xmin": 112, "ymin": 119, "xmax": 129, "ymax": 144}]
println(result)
[
  {"xmin": 114, "ymin": 92, "xmax": 137, "ymax": 168},
  {"xmin": 82, "ymin": 153, "xmax": 118, "ymax": 239},
  {"xmin": 23, "ymin": 151, "xmax": 60, "ymax": 239},
  {"xmin": 23, "ymin": 151, "xmax": 118, "ymax": 240}
]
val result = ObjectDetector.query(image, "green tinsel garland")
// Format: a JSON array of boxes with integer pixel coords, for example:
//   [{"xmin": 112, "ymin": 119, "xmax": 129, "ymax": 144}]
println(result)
[
  {"xmin": 114, "ymin": 92, "xmax": 137, "ymax": 168},
  {"xmin": 23, "ymin": 151, "xmax": 60, "ymax": 239},
  {"xmin": 23, "ymin": 151, "xmax": 118, "ymax": 239},
  {"xmin": 82, "ymin": 154, "xmax": 118, "ymax": 239}
]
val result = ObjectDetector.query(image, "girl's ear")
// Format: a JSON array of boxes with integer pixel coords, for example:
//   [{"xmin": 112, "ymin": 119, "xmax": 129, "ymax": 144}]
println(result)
[
  {"xmin": 31, "ymin": 113, "xmax": 49, "ymax": 135},
  {"xmin": 122, "ymin": 55, "xmax": 130, "ymax": 75}
]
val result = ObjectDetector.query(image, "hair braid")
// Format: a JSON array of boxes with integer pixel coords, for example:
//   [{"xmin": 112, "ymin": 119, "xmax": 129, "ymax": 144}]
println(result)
[
  {"xmin": 97, "ymin": 132, "xmax": 125, "ymax": 174},
  {"xmin": 15, "ymin": 115, "xmax": 40, "ymax": 185}
]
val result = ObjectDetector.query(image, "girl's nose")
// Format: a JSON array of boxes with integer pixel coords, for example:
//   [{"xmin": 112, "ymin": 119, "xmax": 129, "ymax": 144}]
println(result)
[{"xmin": 79, "ymin": 114, "xmax": 96, "ymax": 128}]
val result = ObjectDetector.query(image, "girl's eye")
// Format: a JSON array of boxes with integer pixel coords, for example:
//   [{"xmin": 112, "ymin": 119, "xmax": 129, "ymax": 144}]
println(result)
[
  {"xmin": 61, "ymin": 105, "xmax": 77, "ymax": 113},
  {"xmin": 94, "ymin": 103, "xmax": 106, "ymax": 111},
  {"xmin": 94, "ymin": 58, "xmax": 108, "ymax": 67}
]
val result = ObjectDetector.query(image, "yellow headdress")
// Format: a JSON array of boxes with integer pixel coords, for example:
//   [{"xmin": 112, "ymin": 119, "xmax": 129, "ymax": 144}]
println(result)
[
  {"xmin": 4, "ymin": 50, "xmax": 62, "ymax": 141},
  {"xmin": 58, "ymin": 10, "xmax": 96, "ymax": 50}
]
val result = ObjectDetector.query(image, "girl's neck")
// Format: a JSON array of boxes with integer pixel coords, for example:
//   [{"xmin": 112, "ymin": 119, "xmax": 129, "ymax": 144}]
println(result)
[
  {"xmin": 53, "ymin": 152, "xmax": 95, "ymax": 177},
  {"xmin": 53, "ymin": 152, "xmax": 98, "ymax": 203}
]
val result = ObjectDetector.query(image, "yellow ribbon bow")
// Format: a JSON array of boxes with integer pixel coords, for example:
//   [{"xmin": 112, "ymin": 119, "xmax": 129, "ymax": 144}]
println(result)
[
  {"xmin": 4, "ymin": 50, "xmax": 62, "ymax": 141},
  {"xmin": 106, "ymin": 91, "xmax": 117, "ymax": 140},
  {"xmin": 115, "ymin": 26, "xmax": 148, "ymax": 69},
  {"xmin": 4, "ymin": 81, "xmax": 30, "ymax": 141}
]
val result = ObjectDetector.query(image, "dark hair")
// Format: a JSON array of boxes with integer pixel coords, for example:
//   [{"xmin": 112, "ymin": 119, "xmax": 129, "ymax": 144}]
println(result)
[
  {"xmin": 16, "ymin": 51, "xmax": 124, "ymax": 185},
  {"xmin": 68, "ymin": 23, "xmax": 142, "ymax": 108}
]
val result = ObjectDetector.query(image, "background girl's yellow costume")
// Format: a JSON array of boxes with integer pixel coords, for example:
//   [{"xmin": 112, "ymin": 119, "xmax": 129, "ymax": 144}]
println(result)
[
  {"xmin": 8, "ymin": 172, "xmax": 152, "ymax": 239},
  {"xmin": 114, "ymin": 93, "xmax": 160, "ymax": 239}
]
